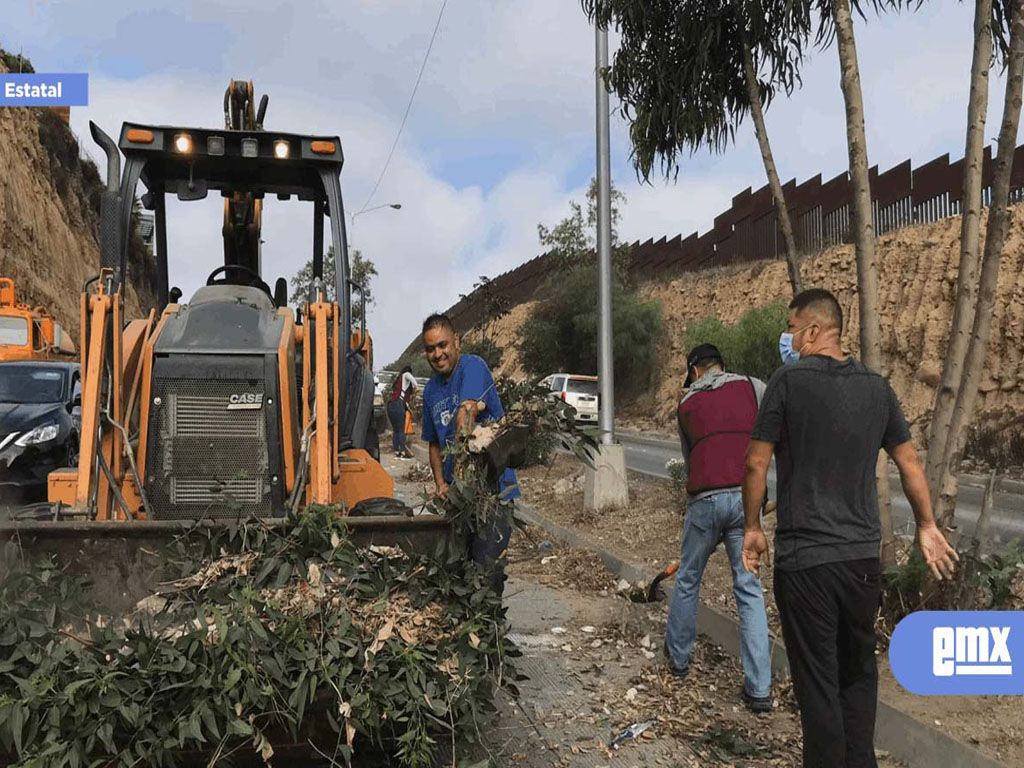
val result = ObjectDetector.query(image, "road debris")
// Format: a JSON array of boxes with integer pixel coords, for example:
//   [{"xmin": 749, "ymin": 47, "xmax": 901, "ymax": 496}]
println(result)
[{"xmin": 609, "ymin": 717, "xmax": 658, "ymax": 749}]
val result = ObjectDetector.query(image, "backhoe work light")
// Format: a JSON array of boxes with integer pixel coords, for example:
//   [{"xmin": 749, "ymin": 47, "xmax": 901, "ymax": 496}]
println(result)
[
  {"xmin": 125, "ymin": 128, "xmax": 154, "ymax": 144},
  {"xmin": 207, "ymin": 135, "xmax": 225, "ymax": 156},
  {"xmin": 273, "ymin": 139, "xmax": 290, "ymax": 159},
  {"xmin": 241, "ymin": 137, "xmax": 258, "ymax": 158},
  {"xmin": 173, "ymin": 133, "xmax": 193, "ymax": 154},
  {"xmin": 310, "ymin": 140, "xmax": 336, "ymax": 154}
]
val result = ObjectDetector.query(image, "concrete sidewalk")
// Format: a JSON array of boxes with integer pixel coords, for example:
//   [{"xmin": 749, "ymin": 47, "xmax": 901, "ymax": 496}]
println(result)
[{"xmin": 514, "ymin": 501, "xmax": 1007, "ymax": 768}]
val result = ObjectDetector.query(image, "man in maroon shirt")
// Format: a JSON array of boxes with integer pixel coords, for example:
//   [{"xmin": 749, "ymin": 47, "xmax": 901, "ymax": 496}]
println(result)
[{"xmin": 665, "ymin": 343, "xmax": 772, "ymax": 713}]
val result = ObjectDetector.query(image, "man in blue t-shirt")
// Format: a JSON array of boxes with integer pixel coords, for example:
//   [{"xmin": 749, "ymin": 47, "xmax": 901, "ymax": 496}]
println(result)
[{"xmin": 421, "ymin": 313, "xmax": 518, "ymax": 589}]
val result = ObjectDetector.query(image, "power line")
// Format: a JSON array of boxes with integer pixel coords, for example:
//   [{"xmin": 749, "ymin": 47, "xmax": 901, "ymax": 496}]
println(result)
[{"xmin": 359, "ymin": 0, "xmax": 449, "ymax": 214}]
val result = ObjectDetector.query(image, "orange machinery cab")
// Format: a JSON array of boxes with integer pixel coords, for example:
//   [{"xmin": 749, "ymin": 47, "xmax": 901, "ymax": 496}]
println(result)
[{"xmin": 0, "ymin": 278, "xmax": 75, "ymax": 362}]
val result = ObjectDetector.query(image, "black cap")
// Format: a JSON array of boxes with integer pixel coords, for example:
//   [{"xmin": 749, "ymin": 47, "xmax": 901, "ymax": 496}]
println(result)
[{"xmin": 684, "ymin": 343, "xmax": 724, "ymax": 387}]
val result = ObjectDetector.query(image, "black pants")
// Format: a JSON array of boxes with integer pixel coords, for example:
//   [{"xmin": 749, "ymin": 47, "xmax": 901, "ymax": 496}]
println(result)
[
  {"xmin": 386, "ymin": 400, "xmax": 407, "ymax": 453},
  {"xmin": 774, "ymin": 558, "xmax": 881, "ymax": 768}
]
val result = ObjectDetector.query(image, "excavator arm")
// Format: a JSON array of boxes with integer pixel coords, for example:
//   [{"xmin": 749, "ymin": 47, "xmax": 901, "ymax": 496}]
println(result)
[{"xmin": 221, "ymin": 80, "xmax": 269, "ymax": 277}]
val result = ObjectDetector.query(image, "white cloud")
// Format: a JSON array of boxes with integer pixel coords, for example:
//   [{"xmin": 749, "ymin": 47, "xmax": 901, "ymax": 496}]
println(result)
[{"xmin": 23, "ymin": 0, "xmax": 1019, "ymax": 365}]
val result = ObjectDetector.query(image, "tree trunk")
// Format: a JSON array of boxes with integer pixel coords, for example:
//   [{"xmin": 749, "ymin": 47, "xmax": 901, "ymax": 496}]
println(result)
[
  {"xmin": 741, "ymin": 39, "xmax": 803, "ymax": 296},
  {"xmin": 833, "ymin": 0, "xmax": 894, "ymax": 563},
  {"xmin": 924, "ymin": 0, "xmax": 993, "ymax": 509},
  {"xmin": 832, "ymin": 0, "xmax": 881, "ymax": 372},
  {"xmin": 935, "ymin": 0, "xmax": 1024, "ymax": 530}
]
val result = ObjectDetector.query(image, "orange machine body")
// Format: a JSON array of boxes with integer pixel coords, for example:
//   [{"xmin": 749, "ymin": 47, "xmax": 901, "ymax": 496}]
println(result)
[{"xmin": 0, "ymin": 277, "xmax": 76, "ymax": 362}]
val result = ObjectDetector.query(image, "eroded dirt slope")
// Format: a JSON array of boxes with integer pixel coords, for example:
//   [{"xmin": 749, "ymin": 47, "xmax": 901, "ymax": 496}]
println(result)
[
  {"xmin": 486, "ymin": 212, "xmax": 1024, "ymax": 442},
  {"xmin": 0, "ymin": 59, "xmax": 156, "ymax": 339}
]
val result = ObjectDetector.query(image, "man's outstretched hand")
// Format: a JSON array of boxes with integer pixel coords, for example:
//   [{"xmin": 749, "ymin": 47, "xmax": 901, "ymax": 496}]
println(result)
[
  {"xmin": 918, "ymin": 523, "xmax": 959, "ymax": 581},
  {"xmin": 742, "ymin": 529, "xmax": 769, "ymax": 575}
]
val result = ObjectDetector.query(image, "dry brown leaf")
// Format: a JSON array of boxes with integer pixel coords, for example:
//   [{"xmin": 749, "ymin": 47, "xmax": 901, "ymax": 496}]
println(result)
[
  {"xmin": 469, "ymin": 632, "xmax": 481, "ymax": 649},
  {"xmin": 399, "ymin": 626, "xmax": 417, "ymax": 645},
  {"xmin": 377, "ymin": 618, "xmax": 395, "ymax": 642}
]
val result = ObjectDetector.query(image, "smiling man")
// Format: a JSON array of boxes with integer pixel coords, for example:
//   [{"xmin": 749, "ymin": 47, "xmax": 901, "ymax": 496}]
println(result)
[{"xmin": 420, "ymin": 312, "xmax": 518, "ymax": 591}]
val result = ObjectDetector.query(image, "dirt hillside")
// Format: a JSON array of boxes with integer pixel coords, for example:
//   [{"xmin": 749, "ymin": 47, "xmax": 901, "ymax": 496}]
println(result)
[
  {"xmin": 485, "ymin": 210, "xmax": 1024, "ymax": 443},
  {"xmin": 0, "ymin": 58, "xmax": 156, "ymax": 338}
]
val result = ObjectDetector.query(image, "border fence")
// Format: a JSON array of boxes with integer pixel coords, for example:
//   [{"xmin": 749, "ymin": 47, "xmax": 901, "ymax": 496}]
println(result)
[{"xmin": 439, "ymin": 143, "xmax": 1024, "ymax": 338}]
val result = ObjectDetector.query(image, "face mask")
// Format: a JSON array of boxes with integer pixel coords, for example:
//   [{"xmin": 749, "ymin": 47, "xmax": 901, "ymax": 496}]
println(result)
[
  {"xmin": 780, "ymin": 323, "xmax": 817, "ymax": 365},
  {"xmin": 779, "ymin": 333, "xmax": 799, "ymax": 365}
]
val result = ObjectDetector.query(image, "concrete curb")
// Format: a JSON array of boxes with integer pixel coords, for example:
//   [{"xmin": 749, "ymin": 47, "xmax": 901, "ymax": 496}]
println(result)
[
  {"xmin": 513, "ymin": 501, "xmax": 1007, "ymax": 768},
  {"xmin": 616, "ymin": 429, "xmax": 1024, "ymax": 495}
]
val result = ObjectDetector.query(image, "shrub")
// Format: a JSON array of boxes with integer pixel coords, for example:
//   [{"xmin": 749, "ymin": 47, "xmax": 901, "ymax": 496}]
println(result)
[
  {"xmin": 519, "ymin": 269, "xmax": 662, "ymax": 398},
  {"xmin": 387, "ymin": 352, "xmax": 433, "ymax": 379},
  {"xmin": 1, "ymin": 50, "xmax": 34, "ymax": 73},
  {"xmin": 461, "ymin": 336, "xmax": 503, "ymax": 370},
  {"xmin": 880, "ymin": 539, "xmax": 1024, "ymax": 642},
  {"xmin": 666, "ymin": 458, "xmax": 688, "ymax": 514},
  {"xmin": 682, "ymin": 300, "xmax": 787, "ymax": 383}
]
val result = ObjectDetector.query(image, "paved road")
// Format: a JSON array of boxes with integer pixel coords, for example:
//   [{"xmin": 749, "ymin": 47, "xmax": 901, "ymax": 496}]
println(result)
[{"xmin": 617, "ymin": 430, "xmax": 1024, "ymax": 545}]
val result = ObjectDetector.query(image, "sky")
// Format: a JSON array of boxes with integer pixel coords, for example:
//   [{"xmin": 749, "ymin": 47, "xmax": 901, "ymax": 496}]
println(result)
[{"xmin": 2, "ymin": 1, "xmax": 1015, "ymax": 364}]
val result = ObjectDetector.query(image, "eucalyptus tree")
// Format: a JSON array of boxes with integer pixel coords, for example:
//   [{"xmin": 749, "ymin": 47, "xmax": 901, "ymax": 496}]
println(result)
[
  {"xmin": 925, "ymin": 0, "xmax": 1016, "ymax": 527},
  {"xmin": 932, "ymin": 0, "xmax": 1023, "ymax": 529},
  {"xmin": 581, "ymin": 0, "xmax": 807, "ymax": 295}
]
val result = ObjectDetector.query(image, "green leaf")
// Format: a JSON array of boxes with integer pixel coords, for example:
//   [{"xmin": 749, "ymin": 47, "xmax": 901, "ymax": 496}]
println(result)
[
  {"xmin": 224, "ymin": 667, "xmax": 242, "ymax": 691},
  {"xmin": 227, "ymin": 718, "xmax": 252, "ymax": 737},
  {"xmin": 10, "ymin": 704, "xmax": 24, "ymax": 754}
]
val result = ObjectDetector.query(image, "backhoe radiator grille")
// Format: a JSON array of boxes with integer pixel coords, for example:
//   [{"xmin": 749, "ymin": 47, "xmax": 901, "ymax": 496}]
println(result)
[{"xmin": 146, "ymin": 377, "xmax": 273, "ymax": 519}]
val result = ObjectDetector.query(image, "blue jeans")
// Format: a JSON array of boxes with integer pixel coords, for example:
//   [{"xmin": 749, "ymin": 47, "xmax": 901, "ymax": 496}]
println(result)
[
  {"xmin": 665, "ymin": 490, "xmax": 772, "ymax": 698},
  {"xmin": 387, "ymin": 400, "xmax": 407, "ymax": 453}
]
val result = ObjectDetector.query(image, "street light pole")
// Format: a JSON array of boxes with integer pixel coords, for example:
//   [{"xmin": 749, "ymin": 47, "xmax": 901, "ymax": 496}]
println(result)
[
  {"xmin": 347, "ymin": 202, "xmax": 402, "ymax": 250},
  {"xmin": 595, "ymin": 24, "xmax": 615, "ymax": 447}
]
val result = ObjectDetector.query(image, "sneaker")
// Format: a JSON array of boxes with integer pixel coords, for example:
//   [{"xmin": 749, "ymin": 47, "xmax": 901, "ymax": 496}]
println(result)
[
  {"xmin": 740, "ymin": 688, "xmax": 773, "ymax": 714},
  {"xmin": 668, "ymin": 663, "xmax": 689, "ymax": 679}
]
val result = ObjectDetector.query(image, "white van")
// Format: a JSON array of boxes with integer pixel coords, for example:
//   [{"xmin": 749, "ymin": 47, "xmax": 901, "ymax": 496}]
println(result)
[{"xmin": 543, "ymin": 373, "xmax": 599, "ymax": 423}]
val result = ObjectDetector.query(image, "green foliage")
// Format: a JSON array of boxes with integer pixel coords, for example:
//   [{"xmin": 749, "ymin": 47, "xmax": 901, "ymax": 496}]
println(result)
[
  {"xmin": 519, "ymin": 269, "xmax": 662, "ymax": 398},
  {"xmin": 461, "ymin": 337, "xmax": 504, "ymax": 371},
  {"xmin": 0, "ymin": 510, "xmax": 514, "ymax": 767},
  {"xmin": 1, "ymin": 49, "xmax": 34, "ymax": 73},
  {"xmin": 537, "ymin": 178, "xmax": 631, "ymax": 279},
  {"xmin": 582, "ymin": 0, "xmax": 809, "ymax": 180},
  {"xmin": 291, "ymin": 247, "xmax": 377, "ymax": 321},
  {"xmin": 434, "ymin": 378, "xmax": 598, "ymax": 523},
  {"xmin": 882, "ymin": 539, "xmax": 1024, "ymax": 636},
  {"xmin": 387, "ymin": 352, "xmax": 434, "ymax": 379},
  {"xmin": 492, "ymin": 378, "xmax": 562, "ymax": 467},
  {"xmin": 666, "ymin": 458, "xmax": 688, "ymax": 514},
  {"xmin": 682, "ymin": 300, "xmax": 787, "ymax": 383}
]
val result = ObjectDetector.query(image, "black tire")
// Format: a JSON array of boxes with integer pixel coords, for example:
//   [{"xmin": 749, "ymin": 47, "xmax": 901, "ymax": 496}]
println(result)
[{"xmin": 365, "ymin": 425, "xmax": 380, "ymax": 462}]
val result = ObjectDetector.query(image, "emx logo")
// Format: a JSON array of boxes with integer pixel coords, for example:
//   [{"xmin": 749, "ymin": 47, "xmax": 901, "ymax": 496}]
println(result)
[
  {"xmin": 227, "ymin": 393, "xmax": 263, "ymax": 410},
  {"xmin": 933, "ymin": 626, "xmax": 1012, "ymax": 677},
  {"xmin": 891, "ymin": 611, "xmax": 1024, "ymax": 694}
]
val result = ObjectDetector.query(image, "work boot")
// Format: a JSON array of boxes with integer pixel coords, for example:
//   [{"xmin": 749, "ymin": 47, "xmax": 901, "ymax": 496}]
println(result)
[{"xmin": 740, "ymin": 687, "xmax": 772, "ymax": 714}]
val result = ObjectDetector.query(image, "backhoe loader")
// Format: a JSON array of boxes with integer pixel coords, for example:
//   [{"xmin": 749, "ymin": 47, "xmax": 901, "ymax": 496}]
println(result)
[{"xmin": 0, "ymin": 82, "xmax": 449, "ymax": 610}]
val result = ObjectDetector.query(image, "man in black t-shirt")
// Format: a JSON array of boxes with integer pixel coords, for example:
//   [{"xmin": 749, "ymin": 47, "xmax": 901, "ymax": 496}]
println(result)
[{"xmin": 741, "ymin": 289, "xmax": 956, "ymax": 768}]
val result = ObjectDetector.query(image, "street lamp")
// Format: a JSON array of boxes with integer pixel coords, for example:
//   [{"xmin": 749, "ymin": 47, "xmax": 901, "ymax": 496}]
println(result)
[{"xmin": 347, "ymin": 203, "xmax": 401, "ymax": 250}]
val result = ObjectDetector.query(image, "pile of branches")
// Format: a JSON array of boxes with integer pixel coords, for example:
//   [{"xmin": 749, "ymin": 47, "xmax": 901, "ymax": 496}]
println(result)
[
  {"xmin": 0, "ymin": 508, "xmax": 516, "ymax": 767},
  {"xmin": 434, "ymin": 377, "xmax": 598, "ymax": 541}
]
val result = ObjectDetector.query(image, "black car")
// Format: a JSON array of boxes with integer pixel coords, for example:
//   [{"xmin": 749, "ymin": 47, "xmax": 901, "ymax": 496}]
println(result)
[{"xmin": 0, "ymin": 361, "xmax": 81, "ymax": 505}]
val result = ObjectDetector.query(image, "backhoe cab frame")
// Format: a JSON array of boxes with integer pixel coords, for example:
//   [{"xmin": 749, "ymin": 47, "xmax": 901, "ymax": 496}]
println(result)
[{"xmin": 40, "ymin": 118, "xmax": 400, "ymax": 524}]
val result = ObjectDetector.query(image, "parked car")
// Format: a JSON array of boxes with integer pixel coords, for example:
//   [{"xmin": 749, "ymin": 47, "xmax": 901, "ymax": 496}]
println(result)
[
  {"xmin": 543, "ymin": 373, "xmax": 599, "ymax": 423},
  {"xmin": 0, "ymin": 361, "xmax": 81, "ymax": 505}
]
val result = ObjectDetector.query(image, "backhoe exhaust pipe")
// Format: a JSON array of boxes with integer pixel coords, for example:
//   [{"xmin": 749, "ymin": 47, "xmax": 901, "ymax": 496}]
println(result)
[{"xmin": 89, "ymin": 121, "xmax": 123, "ymax": 277}]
